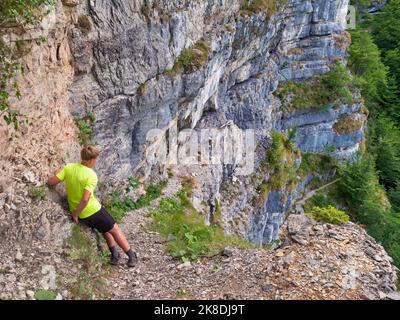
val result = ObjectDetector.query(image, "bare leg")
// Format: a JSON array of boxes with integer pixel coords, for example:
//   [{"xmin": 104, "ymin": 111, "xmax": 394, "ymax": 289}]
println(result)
[
  {"xmin": 108, "ymin": 224, "xmax": 131, "ymax": 252},
  {"xmin": 103, "ymin": 232, "xmax": 117, "ymax": 248}
]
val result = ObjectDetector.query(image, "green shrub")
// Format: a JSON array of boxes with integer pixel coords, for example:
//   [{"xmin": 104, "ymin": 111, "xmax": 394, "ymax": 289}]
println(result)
[
  {"xmin": 135, "ymin": 180, "xmax": 167, "ymax": 208},
  {"xmin": 333, "ymin": 115, "xmax": 363, "ymax": 135},
  {"xmin": 306, "ymin": 206, "xmax": 350, "ymax": 224},
  {"xmin": 104, "ymin": 179, "xmax": 167, "ymax": 222},
  {"xmin": 86, "ymin": 112, "xmax": 96, "ymax": 122},
  {"xmin": 151, "ymin": 190, "xmax": 251, "ymax": 262},
  {"xmin": 0, "ymin": 1, "xmax": 56, "ymax": 26},
  {"xmin": 298, "ymin": 152, "xmax": 337, "ymax": 178},
  {"xmin": 66, "ymin": 225, "xmax": 106, "ymax": 269},
  {"xmin": 75, "ymin": 118, "xmax": 93, "ymax": 146},
  {"xmin": 125, "ymin": 176, "xmax": 140, "ymax": 193},
  {"xmin": 70, "ymin": 271, "xmax": 106, "ymax": 300},
  {"xmin": 34, "ymin": 290, "xmax": 56, "ymax": 300},
  {"xmin": 252, "ymin": 131, "xmax": 300, "ymax": 207},
  {"xmin": 241, "ymin": 0, "xmax": 282, "ymax": 18},
  {"xmin": 141, "ymin": 1, "xmax": 152, "ymax": 18},
  {"xmin": 167, "ymin": 40, "xmax": 210, "ymax": 75},
  {"xmin": 303, "ymin": 192, "xmax": 338, "ymax": 213},
  {"xmin": 137, "ymin": 83, "xmax": 146, "ymax": 96},
  {"xmin": 288, "ymin": 127, "xmax": 297, "ymax": 142},
  {"xmin": 324, "ymin": 145, "xmax": 336, "ymax": 153},
  {"xmin": 65, "ymin": 225, "xmax": 108, "ymax": 299},
  {"xmin": 266, "ymin": 131, "xmax": 299, "ymax": 190},
  {"xmin": 275, "ymin": 63, "xmax": 354, "ymax": 112},
  {"xmin": 28, "ymin": 185, "xmax": 46, "ymax": 201}
]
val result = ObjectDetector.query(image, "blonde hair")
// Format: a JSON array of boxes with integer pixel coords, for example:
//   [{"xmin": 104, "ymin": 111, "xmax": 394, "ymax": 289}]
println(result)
[{"xmin": 81, "ymin": 146, "xmax": 100, "ymax": 161}]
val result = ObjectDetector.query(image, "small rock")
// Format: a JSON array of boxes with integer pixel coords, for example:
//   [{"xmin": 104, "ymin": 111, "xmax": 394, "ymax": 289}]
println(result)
[
  {"xmin": 282, "ymin": 251, "xmax": 296, "ymax": 264},
  {"xmin": 56, "ymin": 293, "xmax": 62, "ymax": 300},
  {"xmin": 378, "ymin": 291, "xmax": 386, "ymax": 299},
  {"xmin": 291, "ymin": 235, "xmax": 308, "ymax": 245},
  {"xmin": 26, "ymin": 290, "xmax": 35, "ymax": 299},
  {"xmin": 177, "ymin": 261, "xmax": 191, "ymax": 269},
  {"xmin": 22, "ymin": 171, "xmax": 37, "ymax": 184},
  {"xmin": 222, "ymin": 247, "xmax": 234, "ymax": 257},
  {"xmin": 18, "ymin": 291, "xmax": 26, "ymax": 299},
  {"xmin": 387, "ymin": 292, "xmax": 400, "ymax": 300},
  {"xmin": 35, "ymin": 213, "xmax": 51, "ymax": 240},
  {"xmin": 223, "ymin": 293, "xmax": 235, "ymax": 300},
  {"xmin": 261, "ymin": 284, "xmax": 274, "ymax": 292},
  {"xmin": 15, "ymin": 250, "xmax": 23, "ymax": 262},
  {"xmin": 275, "ymin": 250, "xmax": 285, "ymax": 257}
]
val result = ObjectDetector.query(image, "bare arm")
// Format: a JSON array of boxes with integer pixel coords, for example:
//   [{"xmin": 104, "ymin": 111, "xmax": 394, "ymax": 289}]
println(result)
[
  {"xmin": 47, "ymin": 169, "xmax": 62, "ymax": 187},
  {"xmin": 71, "ymin": 190, "xmax": 91, "ymax": 223}
]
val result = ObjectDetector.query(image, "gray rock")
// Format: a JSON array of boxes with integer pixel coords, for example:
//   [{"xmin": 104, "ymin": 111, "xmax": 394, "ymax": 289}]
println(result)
[
  {"xmin": 22, "ymin": 171, "xmax": 37, "ymax": 184},
  {"xmin": 26, "ymin": 290, "xmax": 35, "ymax": 299},
  {"xmin": 35, "ymin": 213, "xmax": 51, "ymax": 241},
  {"xmin": 291, "ymin": 235, "xmax": 309, "ymax": 246},
  {"xmin": 15, "ymin": 250, "xmax": 23, "ymax": 262},
  {"xmin": 387, "ymin": 292, "xmax": 400, "ymax": 300},
  {"xmin": 261, "ymin": 284, "xmax": 274, "ymax": 292},
  {"xmin": 222, "ymin": 247, "xmax": 234, "ymax": 257},
  {"xmin": 177, "ymin": 261, "xmax": 191, "ymax": 269}
]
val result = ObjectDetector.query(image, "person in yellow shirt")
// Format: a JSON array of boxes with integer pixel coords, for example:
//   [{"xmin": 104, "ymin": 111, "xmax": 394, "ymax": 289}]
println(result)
[{"xmin": 48, "ymin": 146, "xmax": 138, "ymax": 268}]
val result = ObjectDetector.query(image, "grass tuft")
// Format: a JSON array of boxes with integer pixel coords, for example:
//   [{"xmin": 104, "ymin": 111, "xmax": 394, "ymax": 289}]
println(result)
[
  {"xmin": 275, "ymin": 63, "xmax": 355, "ymax": 112},
  {"xmin": 166, "ymin": 40, "xmax": 210, "ymax": 76}
]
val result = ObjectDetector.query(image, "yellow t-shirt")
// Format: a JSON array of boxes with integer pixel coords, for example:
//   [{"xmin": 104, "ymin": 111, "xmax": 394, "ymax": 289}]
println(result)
[{"xmin": 56, "ymin": 163, "xmax": 102, "ymax": 219}]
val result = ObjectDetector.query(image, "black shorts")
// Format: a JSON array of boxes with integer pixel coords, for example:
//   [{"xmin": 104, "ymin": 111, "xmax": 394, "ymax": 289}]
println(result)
[{"xmin": 79, "ymin": 207, "xmax": 116, "ymax": 233}]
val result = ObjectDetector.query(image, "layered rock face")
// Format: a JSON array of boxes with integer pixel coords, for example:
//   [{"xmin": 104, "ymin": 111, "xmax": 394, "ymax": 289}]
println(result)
[
  {"xmin": 1, "ymin": 0, "xmax": 399, "ymax": 301},
  {"xmin": 0, "ymin": 0, "xmax": 364, "ymax": 245},
  {"xmin": 0, "ymin": 4, "xmax": 80, "ymax": 245},
  {"xmin": 66, "ymin": 0, "xmax": 363, "ymax": 243}
]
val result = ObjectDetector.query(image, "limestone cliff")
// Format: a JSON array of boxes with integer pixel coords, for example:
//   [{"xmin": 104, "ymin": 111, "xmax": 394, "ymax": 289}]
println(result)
[
  {"xmin": 62, "ymin": 0, "xmax": 365, "ymax": 244},
  {"xmin": 0, "ymin": 0, "xmax": 365, "ymax": 246},
  {"xmin": 1, "ymin": 0, "xmax": 397, "ymax": 300}
]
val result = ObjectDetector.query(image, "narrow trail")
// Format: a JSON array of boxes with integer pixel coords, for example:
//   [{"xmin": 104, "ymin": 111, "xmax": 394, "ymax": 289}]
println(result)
[
  {"xmin": 104, "ymin": 178, "xmax": 397, "ymax": 300},
  {"xmin": 296, "ymin": 179, "xmax": 340, "ymax": 206},
  {"xmin": 105, "ymin": 177, "xmax": 274, "ymax": 300}
]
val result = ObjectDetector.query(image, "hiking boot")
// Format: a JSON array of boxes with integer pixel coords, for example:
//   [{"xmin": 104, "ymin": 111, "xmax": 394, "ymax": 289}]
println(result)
[
  {"xmin": 109, "ymin": 246, "xmax": 120, "ymax": 266},
  {"xmin": 127, "ymin": 252, "xmax": 138, "ymax": 268},
  {"xmin": 110, "ymin": 252, "xmax": 120, "ymax": 266}
]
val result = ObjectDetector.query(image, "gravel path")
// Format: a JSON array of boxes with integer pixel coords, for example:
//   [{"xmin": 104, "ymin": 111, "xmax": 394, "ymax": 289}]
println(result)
[{"xmin": 104, "ymin": 178, "xmax": 399, "ymax": 300}]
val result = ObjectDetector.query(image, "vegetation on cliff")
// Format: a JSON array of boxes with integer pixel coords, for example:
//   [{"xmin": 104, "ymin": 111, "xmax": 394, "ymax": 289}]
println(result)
[
  {"xmin": 0, "ymin": 0, "xmax": 55, "ymax": 129},
  {"xmin": 275, "ymin": 63, "xmax": 355, "ymax": 112},
  {"xmin": 308, "ymin": 0, "xmax": 400, "ymax": 268}
]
